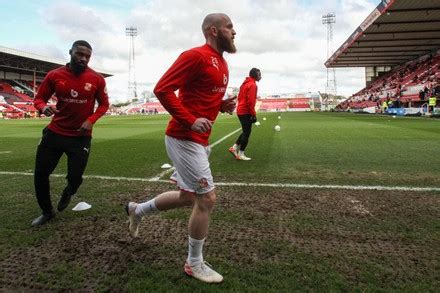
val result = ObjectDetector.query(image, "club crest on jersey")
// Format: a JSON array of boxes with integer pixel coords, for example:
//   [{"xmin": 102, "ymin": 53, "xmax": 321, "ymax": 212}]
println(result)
[
  {"xmin": 84, "ymin": 83, "xmax": 92, "ymax": 91},
  {"xmin": 198, "ymin": 178, "xmax": 208, "ymax": 188},
  {"xmin": 70, "ymin": 89, "xmax": 78, "ymax": 98},
  {"xmin": 211, "ymin": 56, "xmax": 219, "ymax": 71},
  {"xmin": 223, "ymin": 74, "xmax": 228, "ymax": 85}
]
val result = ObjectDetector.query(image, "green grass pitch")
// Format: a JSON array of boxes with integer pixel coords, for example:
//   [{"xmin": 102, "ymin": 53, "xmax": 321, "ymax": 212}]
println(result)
[{"xmin": 0, "ymin": 112, "xmax": 439, "ymax": 291}]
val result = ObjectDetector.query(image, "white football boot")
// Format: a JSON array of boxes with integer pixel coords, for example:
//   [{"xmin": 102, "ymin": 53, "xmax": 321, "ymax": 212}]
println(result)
[
  {"xmin": 125, "ymin": 202, "xmax": 142, "ymax": 238},
  {"xmin": 184, "ymin": 261, "xmax": 223, "ymax": 283},
  {"xmin": 228, "ymin": 145, "xmax": 238, "ymax": 158},
  {"xmin": 236, "ymin": 153, "xmax": 251, "ymax": 161}
]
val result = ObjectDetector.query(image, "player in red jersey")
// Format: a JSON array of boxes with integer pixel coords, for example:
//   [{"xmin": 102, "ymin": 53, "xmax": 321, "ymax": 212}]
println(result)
[
  {"xmin": 126, "ymin": 13, "xmax": 236, "ymax": 283},
  {"xmin": 229, "ymin": 68, "xmax": 262, "ymax": 160},
  {"xmin": 31, "ymin": 40, "xmax": 109, "ymax": 226}
]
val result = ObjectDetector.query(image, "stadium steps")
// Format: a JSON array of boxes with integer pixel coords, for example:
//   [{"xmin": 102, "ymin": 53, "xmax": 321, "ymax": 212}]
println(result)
[{"xmin": 12, "ymin": 79, "xmax": 34, "ymax": 96}]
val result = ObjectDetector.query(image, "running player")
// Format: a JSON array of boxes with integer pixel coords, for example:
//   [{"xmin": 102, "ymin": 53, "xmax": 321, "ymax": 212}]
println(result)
[
  {"xmin": 126, "ymin": 13, "xmax": 236, "ymax": 283},
  {"xmin": 31, "ymin": 40, "xmax": 109, "ymax": 226}
]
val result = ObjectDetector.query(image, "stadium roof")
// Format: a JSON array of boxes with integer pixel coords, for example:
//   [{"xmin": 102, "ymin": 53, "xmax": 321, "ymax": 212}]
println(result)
[
  {"xmin": 0, "ymin": 46, "xmax": 113, "ymax": 78},
  {"xmin": 325, "ymin": 0, "xmax": 440, "ymax": 68}
]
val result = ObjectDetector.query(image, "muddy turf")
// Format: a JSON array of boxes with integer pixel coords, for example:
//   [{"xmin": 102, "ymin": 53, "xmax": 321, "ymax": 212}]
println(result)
[{"xmin": 1, "ymin": 179, "xmax": 438, "ymax": 291}]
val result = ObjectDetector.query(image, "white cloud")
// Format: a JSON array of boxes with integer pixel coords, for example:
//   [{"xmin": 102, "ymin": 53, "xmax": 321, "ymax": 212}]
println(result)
[{"xmin": 35, "ymin": 0, "xmax": 378, "ymax": 101}]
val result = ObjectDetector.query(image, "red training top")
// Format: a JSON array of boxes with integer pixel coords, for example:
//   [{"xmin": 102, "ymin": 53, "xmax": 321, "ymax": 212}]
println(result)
[
  {"xmin": 34, "ymin": 65, "xmax": 110, "ymax": 137},
  {"xmin": 154, "ymin": 44, "xmax": 229, "ymax": 146},
  {"xmin": 236, "ymin": 77, "xmax": 257, "ymax": 116}
]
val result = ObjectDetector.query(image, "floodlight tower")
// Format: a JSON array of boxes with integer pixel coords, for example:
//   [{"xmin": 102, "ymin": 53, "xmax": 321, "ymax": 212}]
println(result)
[
  {"xmin": 322, "ymin": 13, "xmax": 337, "ymax": 98},
  {"xmin": 126, "ymin": 26, "xmax": 138, "ymax": 99}
]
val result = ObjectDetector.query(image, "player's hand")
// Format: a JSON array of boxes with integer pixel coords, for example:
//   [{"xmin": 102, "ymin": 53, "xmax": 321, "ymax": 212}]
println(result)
[
  {"xmin": 250, "ymin": 115, "xmax": 257, "ymax": 123},
  {"xmin": 42, "ymin": 105, "xmax": 59, "ymax": 116},
  {"xmin": 77, "ymin": 120, "xmax": 93, "ymax": 134},
  {"xmin": 221, "ymin": 95, "xmax": 237, "ymax": 114},
  {"xmin": 191, "ymin": 118, "xmax": 212, "ymax": 133}
]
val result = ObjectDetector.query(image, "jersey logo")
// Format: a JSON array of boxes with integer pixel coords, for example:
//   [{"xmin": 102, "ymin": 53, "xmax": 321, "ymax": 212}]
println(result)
[
  {"xmin": 198, "ymin": 178, "xmax": 208, "ymax": 188},
  {"xmin": 211, "ymin": 56, "xmax": 219, "ymax": 71},
  {"xmin": 84, "ymin": 83, "xmax": 92, "ymax": 91},
  {"xmin": 223, "ymin": 74, "xmax": 228, "ymax": 85},
  {"xmin": 70, "ymin": 89, "xmax": 78, "ymax": 98}
]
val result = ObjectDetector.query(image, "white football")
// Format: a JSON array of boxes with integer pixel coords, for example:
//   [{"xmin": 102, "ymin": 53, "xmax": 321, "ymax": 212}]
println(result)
[
  {"xmin": 255, "ymin": 121, "xmax": 261, "ymax": 126},
  {"xmin": 274, "ymin": 125, "xmax": 281, "ymax": 131},
  {"xmin": 263, "ymin": 117, "xmax": 267, "ymax": 121}
]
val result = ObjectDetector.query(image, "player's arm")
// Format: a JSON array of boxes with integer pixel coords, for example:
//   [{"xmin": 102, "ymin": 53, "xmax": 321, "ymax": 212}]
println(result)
[
  {"xmin": 248, "ymin": 84, "xmax": 258, "ymax": 117},
  {"xmin": 79, "ymin": 77, "xmax": 110, "ymax": 133},
  {"xmin": 33, "ymin": 72, "xmax": 58, "ymax": 116},
  {"xmin": 154, "ymin": 50, "xmax": 203, "ymax": 129}
]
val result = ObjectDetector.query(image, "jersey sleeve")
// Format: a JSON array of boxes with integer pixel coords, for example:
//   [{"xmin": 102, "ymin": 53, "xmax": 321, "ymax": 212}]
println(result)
[
  {"xmin": 33, "ymin": 71, "xmax": 54, "ymax": 112},
  {"xmin": 248, "ymin": 83, "xmax": 258, "ymax": 116},
  {"xmin": 87, "ymin": 76, "xmax": 110, "ymax": 124},
  {"xmin": 153, "ymin": 50, "xmax": 204, "ymax": 128}
]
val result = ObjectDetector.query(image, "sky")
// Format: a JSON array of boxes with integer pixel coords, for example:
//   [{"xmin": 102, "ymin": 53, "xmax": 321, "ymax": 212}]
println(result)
[{"xmin": 0, "ymin": 0, "xmax": 379, "ymax": 102}]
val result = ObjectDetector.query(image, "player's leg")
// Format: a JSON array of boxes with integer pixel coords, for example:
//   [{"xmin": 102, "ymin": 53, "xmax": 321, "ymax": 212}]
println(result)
[
  {"xmin": 229, "ymin": 116, "xmax": 243, "ymax": 157},
  {"xmin": 126, "ymin": 135, "xmax": 200, "ymax": 237},
  {"xmin": 184, "ymin": 189, "xmax": 223, "ymax": 283},
  {"xmin": 32, "ymin": 128, "xmax": 63, "ymax": 226},
  {"xmin": 188, "ymin": 190, "xmax": 216, "ymax": 258},
  {"xmin": 58, "ymin": 136, "xmax": 91, "ymax": 211},
  {"xmin": 164, "ymin": 137, "xmax": 223, "ymax": 283},
  {"xmin": 126, "ymin": 189, "xmax": 195, "ymax": 238},
  {"xmin": 236, "ymin": 114, "xmax": 252, "ymax": 160}
]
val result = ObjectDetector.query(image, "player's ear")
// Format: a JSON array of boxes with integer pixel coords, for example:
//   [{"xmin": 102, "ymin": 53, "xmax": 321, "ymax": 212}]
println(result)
[
  {"xmin": 211, "ymin": 26, "xmax": 218, "ymax": 36},
  {"xmin": 69, "ymin": 49, "xmax": 72, "ymax": 56}
]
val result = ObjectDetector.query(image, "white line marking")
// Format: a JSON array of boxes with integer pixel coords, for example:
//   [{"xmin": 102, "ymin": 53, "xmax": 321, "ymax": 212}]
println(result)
[
  {"xmin": 149, "ymin": 167, "xmax": 175, "ymax": 182},
  {"xmin": 209, "ymin": 128, "xmax": 242, "ymax": 148},
  {"xmin": 148, "ymin": 128, "xmax": 242, "ymax": 181},
  {"xmin": 0, "ymin": 151, "xmax": 12, "ymax": 154},
  {"xmin": 1, "ymin": 171, "xmax": 439, "ymax": 192},
  {"xmin": 215, "ymin": 182, "xmax": 440, "ymax": 192}
]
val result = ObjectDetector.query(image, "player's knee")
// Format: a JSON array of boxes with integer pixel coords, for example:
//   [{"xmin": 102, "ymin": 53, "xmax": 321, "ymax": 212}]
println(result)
[{"xmin": 196, "ymin": 190, "xmax": 216, "ymax": 212}]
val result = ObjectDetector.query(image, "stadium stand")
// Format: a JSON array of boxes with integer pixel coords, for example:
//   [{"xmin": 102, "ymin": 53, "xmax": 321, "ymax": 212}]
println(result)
[
  {"xmin": 119, "ymin": 101, "xmax": 167, "ymax": 115},
  {"xmin": 258, "ymin": 99, "xmax": 289, "ymax": 112},
  {"xmin": 288, "ymin": 98, "xmax": 311, "ymax": 110},
  {"xmin": 327, "ymin": 0, "xmax": 440, "ymax": 116},
  {"xmin": 0, "ymin": 81, "xmax": 37, "ymax": 118},
  {"xmin": 257, "ymin": 96, "xmax": 314, "ymax": 112},
  {"xmin": 337, "ymin": 52, "xmax": 440, "ymax": 112}
]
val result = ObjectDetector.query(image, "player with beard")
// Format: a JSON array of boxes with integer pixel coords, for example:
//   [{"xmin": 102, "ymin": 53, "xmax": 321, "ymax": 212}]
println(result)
[
  {"xmin": 31, "ymin": 40, "xmax": 109, "ymax": 226},
  {"xmin": 126, "ymin": 13, "xmax": 236, "ymax": 283}
]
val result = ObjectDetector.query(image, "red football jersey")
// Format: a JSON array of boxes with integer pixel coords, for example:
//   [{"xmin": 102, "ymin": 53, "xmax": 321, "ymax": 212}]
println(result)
[
  {"xmin": 236, "ymin": 77, "xmax": 257, "ymax": 116},
  {"xmin": 154, "ymin": 44, "xmax": 229, "ymax": 146},
  {"xmin": 34, "ymin": 65, "xmax": 109, "ymax": 137}
]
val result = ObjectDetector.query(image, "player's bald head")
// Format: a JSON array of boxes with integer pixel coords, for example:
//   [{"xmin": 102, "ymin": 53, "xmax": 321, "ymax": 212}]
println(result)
[{"xmin": 202, "ymin": 13, "xmax": 230, "ymax": 38}]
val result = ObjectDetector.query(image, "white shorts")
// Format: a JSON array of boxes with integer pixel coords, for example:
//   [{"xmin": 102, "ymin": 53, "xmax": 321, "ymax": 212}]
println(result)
[{"xmin": 165, "ymin": 135, "xmax": 214, "ymax": 195}]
